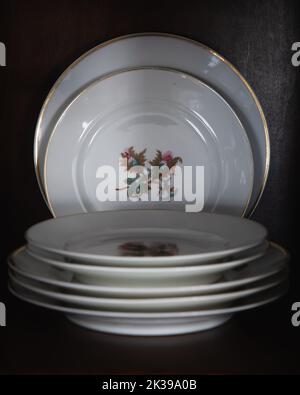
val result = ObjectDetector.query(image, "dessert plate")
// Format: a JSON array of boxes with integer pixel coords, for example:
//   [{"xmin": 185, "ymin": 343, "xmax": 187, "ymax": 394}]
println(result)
[
  {"xmin": 9, "ymin": 271, "xmax": 286, "ymax": 312},
  {"xmin": 8, "ymin": 243, "xmax": 288, "ymax": 297},
  {"xmin": 35, "ymin": 33, "xmax": 269, "ymax": 217},
  {"xmin": 44, "ymin": 68, "xmax": 253, "ymax": 217},
  {"xmin": 26, "ymin": 211, "xmax": 267, "ymax": 266},
  {"xmin": 9, "ymin": 281, "xmax": 287, "ymax": 335}
]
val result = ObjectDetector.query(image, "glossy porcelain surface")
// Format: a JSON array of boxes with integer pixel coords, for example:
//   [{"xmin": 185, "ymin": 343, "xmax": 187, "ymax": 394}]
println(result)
[
  {"xmin": 8, "ymin": 243, "xmax": 288, "ymax": 297},
  {"xmin": 25, "ymin": 246, "xmax": 265, "ymax": 286},
  {"xmin": 9, "ymin": 281, "xmax": 287, "ymax": 335},
  {"xmin": 26, "ymin": 211, "xmax": 267, "ymax": 265},
  {"xmin": 9, "ymin": 271, "xmax": 286, "ymax": 312},
  {"xmin": 35, "ymin": 33, "xmax": 269, "ymax": 216},
  {"xmin": 45, "ymin": 68, "xmax": 253, "ymax": 217},
  {"xmin": 66, "ymin": 314, "xmax": 232, "ymax": 336}
]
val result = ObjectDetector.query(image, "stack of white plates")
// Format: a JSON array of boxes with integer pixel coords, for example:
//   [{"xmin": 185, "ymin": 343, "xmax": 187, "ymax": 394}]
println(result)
[
  {"xmin": 9, "ymin": 210, "xmax": 289, "ymax": 336},
  {"xmin": 8, "ymin": 34, "xmax": 289, "ymax": 335}
]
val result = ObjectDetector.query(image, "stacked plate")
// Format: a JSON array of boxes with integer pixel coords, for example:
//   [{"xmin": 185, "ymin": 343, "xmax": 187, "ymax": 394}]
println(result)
[
  {"xmin": 8, "ymin": 33, "xmax": 289, "ymax": 335},
  {"xmin": 9, "ymin": 211, "xmax": 289, "ymax": 336}
]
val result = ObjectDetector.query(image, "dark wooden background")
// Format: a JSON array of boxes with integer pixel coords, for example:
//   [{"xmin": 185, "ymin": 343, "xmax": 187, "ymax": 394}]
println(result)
[{"xmin": 0, "ymin": 0, "xmax": 299, "ymax": 374}]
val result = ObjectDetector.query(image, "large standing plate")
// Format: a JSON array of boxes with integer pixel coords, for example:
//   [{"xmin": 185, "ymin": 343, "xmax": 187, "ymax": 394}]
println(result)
[
  {"xmin": 35, "ymin": 33, "xmax": 269, "ymax": 216},
  {"xmin": 44, "ymin": 68, "xmax": 253, "ymax": 217}
]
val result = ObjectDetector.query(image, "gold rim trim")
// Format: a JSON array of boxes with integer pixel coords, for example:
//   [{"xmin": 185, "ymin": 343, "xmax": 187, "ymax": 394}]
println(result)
[
  {"xmin": 34, "ymin": 32, "xmax": 270, "ymax": 217},
  {"xmin": 9, "ymin": 245, "xmax": 26, "ymax": 259},
  {"xmin": 269, "ymin": 241, "xmax": 290, "ymax": 259},
  {"xmin": 43, "ymin": 66, "xmax": 254, "ymax": 218}
]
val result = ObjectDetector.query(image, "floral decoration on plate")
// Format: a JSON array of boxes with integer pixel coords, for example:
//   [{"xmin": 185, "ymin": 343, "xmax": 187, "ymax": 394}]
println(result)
[
  {"xmin": 118, "ymin": 147, "xmax": 182, "ymax": 199},
  {"xmin": 118, "ymin": 241, "xmax": 179, "ymax": 257}
]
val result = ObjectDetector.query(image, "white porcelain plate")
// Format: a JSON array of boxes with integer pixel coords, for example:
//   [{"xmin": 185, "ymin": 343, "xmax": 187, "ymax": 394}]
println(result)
[
  {"xmin": 35, "ymin": 33, "xmax": 269, "ymax": 217},
  {"xmin": 26, "ymin": 211, "xmax": 267, "ymax": 266},
  {"xmin": 8, "ymin": 243, "xmax": 288, "ymax": 297},
  {"xmin": 44, "ymin": 68, "xmax": 253, "ymax": 217},
  {"xmin": 25, "ymin": 245, "xmax": 267, "ymax": 286},
  {"xmin": 9, "ymin": 280, "xmax": 287, "ymax": 335},
  {"xmin": 9, "ymin": 271, "xmax": 286, "ymax": 312}
]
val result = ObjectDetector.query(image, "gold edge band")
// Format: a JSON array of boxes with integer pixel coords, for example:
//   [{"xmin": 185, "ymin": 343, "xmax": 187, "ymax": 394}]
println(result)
[
  {"xmin": 269, "ymin": 241, "xmax": 290, "ymax": 259},
  {"xmin": 8, "ymin": 245, "xmax": 26, "ymax": 260},
  {"xmin": 34, "ymin": 32, "xmax": 270, "ymax": 217},
  {"xmin": 43, "ymin": 66, "xmax": 254, "ymax": 218}
]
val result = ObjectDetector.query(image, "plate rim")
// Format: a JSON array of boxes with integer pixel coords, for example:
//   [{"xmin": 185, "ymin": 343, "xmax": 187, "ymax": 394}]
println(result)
[
  {"xmin": 8, "ymin": 270, "xmax": 286, "ymax": 308},
  {"xmin": 24, "ymin": 210, "xmax": 268, "ymax": 264},
  {"xmin": 25, "ymin": 245, "xmax": 265, "ymax": 273},
  {"xmin": 7, "ymin": 244, "xmax": 288, "ymax": 296},
  {"xmin": 9, "ymin": 280, "xmax": 287, "ymax": 319}
]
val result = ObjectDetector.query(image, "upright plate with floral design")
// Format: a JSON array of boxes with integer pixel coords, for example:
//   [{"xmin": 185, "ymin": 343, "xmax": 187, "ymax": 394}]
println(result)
[
  {"xmin": 44, "ymin": 68, "xmax": 253, "ymax": 217},
  {"xmin": 34, "ymin": 33, "xmax": 269, "ymax": 217}
]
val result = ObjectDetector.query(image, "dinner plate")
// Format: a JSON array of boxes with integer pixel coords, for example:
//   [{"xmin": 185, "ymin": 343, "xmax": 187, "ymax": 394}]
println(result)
[
  {"xmin": 35, "ymin": 33, "xmax": 269, "ymax": 217},
  {"xmin": 44, "ymin": 67, "xmax": 253, "ymax": 217},
  {"xmin": 9, "ymin": 281, "xmax": 287, "ymax": 335},
  {"xmin": 26, "ymin": 211, "xmax": 267, "ymax": 266},
  {"xmin": 8, "ymin": 243, "xmax": 288, "ymax": 297},
  {"xmin": 24, "ymin": 246, "xmax": 264, "ymax": 286},
  {"xmin": 29, "ymin": 241, "xmax": 267, "ymax": 268},
  {"xmin": 9, "ymin": 270, "xmax": 287, "ymax": 312}
]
